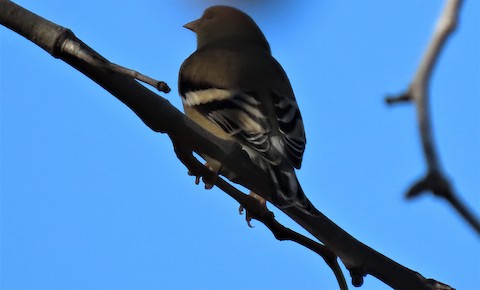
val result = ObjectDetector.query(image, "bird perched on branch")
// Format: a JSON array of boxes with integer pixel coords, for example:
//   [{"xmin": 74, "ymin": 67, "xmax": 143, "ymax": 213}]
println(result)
[{"xmin": 179, "ymin": 5, "xmax": 317, "ymax": 217}]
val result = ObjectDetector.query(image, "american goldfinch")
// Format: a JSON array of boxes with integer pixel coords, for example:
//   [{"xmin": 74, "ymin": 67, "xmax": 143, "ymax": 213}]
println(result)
[{"xmin": 179, "ymin": 5, "xmax": 316, "ymax": 216}]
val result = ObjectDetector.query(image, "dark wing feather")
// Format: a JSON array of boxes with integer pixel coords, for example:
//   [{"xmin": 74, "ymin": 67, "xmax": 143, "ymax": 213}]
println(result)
[
  {"xmin": 273, "ymin": 92, "xmax": 306, "ymax": 169},
  {"xmin": 180, "ymin": 86, "xmax": 280, "ymax": 164}
]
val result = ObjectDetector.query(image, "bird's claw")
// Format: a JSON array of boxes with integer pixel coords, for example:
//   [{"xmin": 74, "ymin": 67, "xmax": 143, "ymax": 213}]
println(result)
[
  {"xmin": 239, "ymin": 192, "xmax": 267, "ymax": 228},
  {"xmin": 187, "ymin": 171, "xmax": 202, "ymax": 185},
  {"xmin": 239, "ymin": 205, "xmax": 254, "ymax": 228},
  {"xmin": 204, "ymin": 181, "xmax": 214, "ymax": 189},
  {"xmin": 187, "ymin": 162, "xmax": 216, "ymax": 189}
]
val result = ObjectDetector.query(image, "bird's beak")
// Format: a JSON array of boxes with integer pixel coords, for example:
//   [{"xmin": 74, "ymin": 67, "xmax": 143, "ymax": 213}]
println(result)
[{"xmin": 183, "ymin": 19, "xmax": 200, "ymax": 32}]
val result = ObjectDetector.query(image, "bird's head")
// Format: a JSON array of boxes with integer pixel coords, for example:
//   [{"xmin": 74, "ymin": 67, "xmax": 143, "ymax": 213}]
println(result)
[{"xmin": 183, "ymin": 5, "xmax": 270, "ymax": 51}]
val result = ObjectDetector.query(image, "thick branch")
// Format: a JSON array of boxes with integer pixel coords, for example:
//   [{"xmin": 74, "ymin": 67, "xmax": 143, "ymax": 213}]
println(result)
[
  {"xmin": 385, "ymin": 0, "xmax": 479, "ymax": 234},
  {"xmin": 0, "ymin": 1, "xmax": 454, "ymax": 289}
]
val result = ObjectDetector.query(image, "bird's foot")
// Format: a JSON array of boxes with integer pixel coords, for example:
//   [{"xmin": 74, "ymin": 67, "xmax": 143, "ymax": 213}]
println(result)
[
  {"xmin": 187, "ymin": 161, "xmax": 217, "ymax": 189},
  {"xmin": 239, "ymin": 192, "xmax": 267, "ymax": 228}
]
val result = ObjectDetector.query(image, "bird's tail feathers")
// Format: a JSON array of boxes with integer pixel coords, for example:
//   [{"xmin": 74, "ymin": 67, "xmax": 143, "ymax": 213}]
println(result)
[{"xmin": 267, "ymin": 164, "xmax": 318, "ymax": 216}]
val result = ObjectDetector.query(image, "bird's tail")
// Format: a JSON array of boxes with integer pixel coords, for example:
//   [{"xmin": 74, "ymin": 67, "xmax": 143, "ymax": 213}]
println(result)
[{"xmin": 267, "ymin": 164, "xmax": 319, "ymax": 216}]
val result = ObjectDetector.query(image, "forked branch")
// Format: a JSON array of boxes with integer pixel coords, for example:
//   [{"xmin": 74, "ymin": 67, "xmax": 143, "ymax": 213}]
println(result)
[{"xmin": 385, "ymin": 0, "xmax": 479, "ymax": 234}]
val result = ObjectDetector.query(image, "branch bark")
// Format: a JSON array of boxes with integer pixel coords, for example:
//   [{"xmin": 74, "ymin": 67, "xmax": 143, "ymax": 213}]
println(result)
[
  {"xmin": 0, "ymin": 1, "xmax": 455, "ymax": 289},
  {"xmin": 385, "ymin": 0, "xmax": 480, "ymax": 234}
]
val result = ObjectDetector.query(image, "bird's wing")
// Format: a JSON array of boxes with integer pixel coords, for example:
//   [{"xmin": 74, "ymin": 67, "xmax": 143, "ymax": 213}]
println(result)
[
  {"xmin": 181, "ymin": 86, "xmax": 275, "ymax": 161},
  {"xmin": 268, "ymin": 55, "xmax": 306, "ymax": 169},
  {"xmin": 179, "ymin": 47, "xmax": 305, "ymax": 168},
  {"xmin": 272, "ymin": 89, "xmax": 306, "ymax": 169}
]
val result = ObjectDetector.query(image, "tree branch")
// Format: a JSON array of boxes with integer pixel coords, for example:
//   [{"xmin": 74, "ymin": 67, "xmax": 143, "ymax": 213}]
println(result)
[
  {"xmin": 385, "ymin": 0, "xmax": 480, "ymax": 234},
  {"xmin": 172, "ymin": 133, "xmax": 348, "ymax": 289},
  {"xmin": 216, "ymin": 178, "xmax": 348, "ymax": 290},
  {"xmin": 0, "ymin": 0, "xmax": 454, "ymax": 289}
]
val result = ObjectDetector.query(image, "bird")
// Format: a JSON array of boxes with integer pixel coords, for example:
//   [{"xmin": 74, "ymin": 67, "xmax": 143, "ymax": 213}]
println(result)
[{"xmin": 178, "ymin": 5, "xmax": 317, "ymax": 217}]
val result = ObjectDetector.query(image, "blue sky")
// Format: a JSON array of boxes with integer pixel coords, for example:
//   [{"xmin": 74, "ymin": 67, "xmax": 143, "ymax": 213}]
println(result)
[{"xmin": 1, "ymin": 1, "xmax": 479, "ymax": 289}]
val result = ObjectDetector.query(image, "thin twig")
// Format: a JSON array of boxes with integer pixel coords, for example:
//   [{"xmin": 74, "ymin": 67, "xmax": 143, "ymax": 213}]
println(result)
[
  {"xmin": 107, "ymin": 62, "xmax": 171, "ymax": 93},
  {"xmin": 386, "ymin": 0, "xmax": 479, "ymax": 234},
  {"xmin": 63, "ymin": 38, "xmax": 171, "ymax": 93}
]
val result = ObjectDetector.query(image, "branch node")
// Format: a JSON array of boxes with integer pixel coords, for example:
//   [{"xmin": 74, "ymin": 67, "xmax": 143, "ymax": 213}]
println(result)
[
  {"xmin": 406, "ymin": 170, "xmax": 452, "ymax": 200},
  {"xmin": 156, "ymin": 81, "xmax": 171, "ymax": 93},
  {"xmin": 349, "ymin": 267, "xmax": 365, "ymax": 287},
  {"xmin": 385, "ymin": 91, "xmax": 413, "ymax": 105}
]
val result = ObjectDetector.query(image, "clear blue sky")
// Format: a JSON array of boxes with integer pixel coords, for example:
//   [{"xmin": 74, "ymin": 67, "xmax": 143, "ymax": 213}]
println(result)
[{"xmin": 1, "ymin": 1, "xmax": 479, "ymax": 289}]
